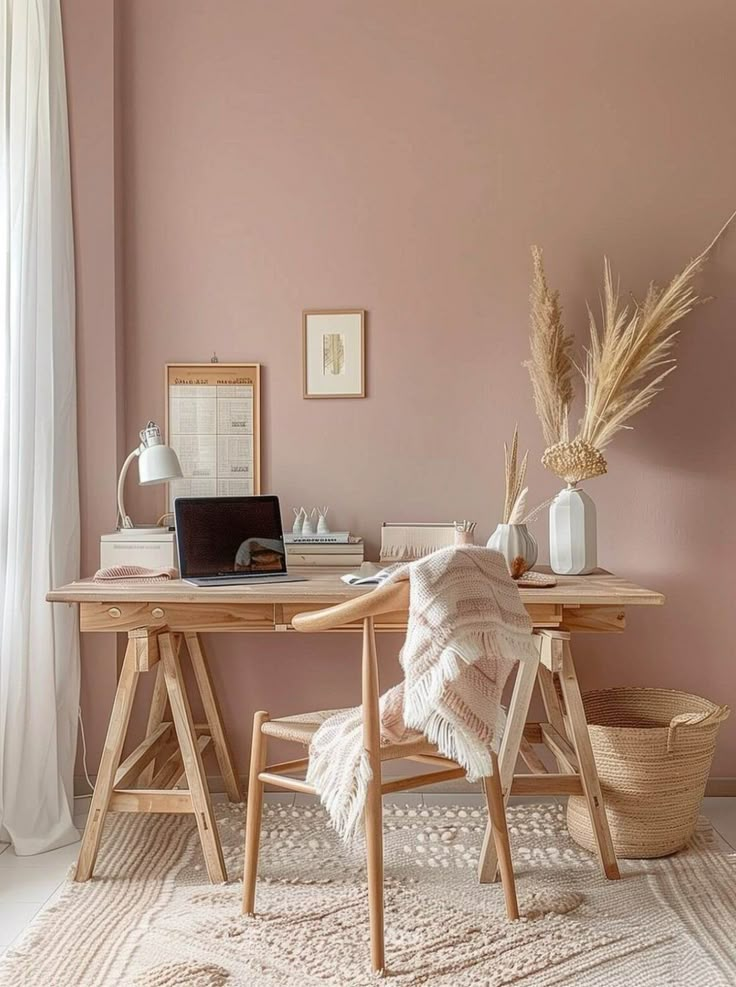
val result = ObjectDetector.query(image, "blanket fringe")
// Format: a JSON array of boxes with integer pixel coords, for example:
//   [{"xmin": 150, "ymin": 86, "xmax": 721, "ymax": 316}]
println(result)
[{"xmin": 306, "ymin": 727, "xmax": 373, "ymax": 842}]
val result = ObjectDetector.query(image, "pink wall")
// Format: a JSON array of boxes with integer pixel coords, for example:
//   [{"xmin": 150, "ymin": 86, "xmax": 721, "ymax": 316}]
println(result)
[{"xmin": 64, "ymin": 1, "xmax": 736, "ymax": 779}]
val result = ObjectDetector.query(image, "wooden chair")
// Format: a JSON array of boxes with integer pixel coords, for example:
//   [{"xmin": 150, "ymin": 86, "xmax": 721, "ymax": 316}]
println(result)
[{"xmin": 241, "ymin": 580, "xmax": 520, "ymax": 975}]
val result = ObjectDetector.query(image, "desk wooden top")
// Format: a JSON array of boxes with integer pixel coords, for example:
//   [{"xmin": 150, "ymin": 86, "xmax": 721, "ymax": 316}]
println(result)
[{"xmin": 48, "ymin": 567, "xmax": 664, "ymax": 608}]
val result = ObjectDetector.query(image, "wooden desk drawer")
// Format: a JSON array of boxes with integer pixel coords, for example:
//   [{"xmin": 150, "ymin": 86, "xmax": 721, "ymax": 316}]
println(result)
[
  {"xmin": 526, "ymin": 604, "xmax": 563, "ymax": 628},
  {"xmin": 80, "ymin": 601, "xmax": 276, "ymax": 633},
  {"xmin": 561, "ymin": 605, "xmax": 625, "ymax": 632}
]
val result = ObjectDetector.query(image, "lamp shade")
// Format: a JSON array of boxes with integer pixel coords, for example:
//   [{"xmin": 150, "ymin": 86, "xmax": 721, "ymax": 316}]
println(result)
[{"xmin": 138, "ymin": 444, "xmax": 182, "ymax": 485}]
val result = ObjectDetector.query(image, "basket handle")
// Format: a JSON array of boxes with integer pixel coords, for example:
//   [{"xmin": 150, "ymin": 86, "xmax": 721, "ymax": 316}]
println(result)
[{"xmin": 667, "ymin": 705, "xmax": 731, "ymax": 753}]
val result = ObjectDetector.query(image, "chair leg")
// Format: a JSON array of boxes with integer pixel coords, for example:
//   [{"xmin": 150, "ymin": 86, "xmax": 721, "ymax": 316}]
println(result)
[
  {"xmin": 364, "ymin": 772, "xmax": 385, "ymax": 974},
  {"xmin": 484, "ymin": 751, "xmax": 519, "ymax": 920},
  {"xmin": 242, "ymin": 711, "xmax": 269, "ymax": 915},
  {"xmin": 361, "ymin": 616, "xmax": 385, "ymax": 974}
]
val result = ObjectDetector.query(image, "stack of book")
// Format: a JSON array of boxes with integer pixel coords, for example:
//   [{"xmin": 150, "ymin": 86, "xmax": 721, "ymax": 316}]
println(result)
[{"xmin": 284, "ymin": 531, "xmax": 364, "ymax": 567}]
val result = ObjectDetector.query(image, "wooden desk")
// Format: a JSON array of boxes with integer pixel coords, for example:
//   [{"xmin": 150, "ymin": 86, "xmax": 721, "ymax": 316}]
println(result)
[{"xmin": 48, "ymin": 568, "xmax": 664, "ymax": 885}]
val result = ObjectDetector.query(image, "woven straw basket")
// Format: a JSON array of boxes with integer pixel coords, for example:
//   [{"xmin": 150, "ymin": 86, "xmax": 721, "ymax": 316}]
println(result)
[{"xmin": 567, "ymin": 688, "xmax": 730, "ymax": 859}]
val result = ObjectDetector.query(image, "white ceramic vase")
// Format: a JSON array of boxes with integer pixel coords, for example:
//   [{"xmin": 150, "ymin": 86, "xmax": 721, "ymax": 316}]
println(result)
[
  {"xmin": 549, "ymin": 485, "xmax": 597, "ymax": 575},
  {"xmin": 487, "ymin": 523, "xmax": 538, "ymax": 579}
]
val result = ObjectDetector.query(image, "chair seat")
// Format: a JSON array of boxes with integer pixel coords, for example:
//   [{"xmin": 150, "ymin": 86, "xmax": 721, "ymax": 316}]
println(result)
[{"xmin": 262, "ymin": 708, "xmax": 440, "ymax": 761}]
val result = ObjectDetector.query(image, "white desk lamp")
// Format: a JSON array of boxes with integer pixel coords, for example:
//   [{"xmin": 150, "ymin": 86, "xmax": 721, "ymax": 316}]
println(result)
[{"xmin": 117, "ymin": 421, "xmax": 182, "ymax": 530}]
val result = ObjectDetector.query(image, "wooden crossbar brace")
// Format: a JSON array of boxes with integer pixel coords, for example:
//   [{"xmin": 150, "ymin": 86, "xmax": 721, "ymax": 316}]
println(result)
[
  {"xmin": 510, "ymin": 773, "xmax": 583, "ymax": 795},
  {"xmin": 540, "ymin": 723, "xmax": 579, "ymax": 773},
  {"xmin": 108, "ymin": 790, "xmax": 195, "ymax": 813},
  {"xmin": 262, "ymin": 758, "xmax": 310, "ymax": 775},
  {"xmin": 258, "ymin": 772, "xmax": 316, "ymax": 796},
  {"xmin": 381, "ymin": 766, "xmax": 467, "ymax": 795},
  {"xmin": 172, "ymin": 735, "xmax": 212, "ymax": 788},
  {"xmin": 403, "ymin": 753, "xmax": 457, "ymax": 768},
  {"xmin": 519, "ymin": 737, "xmax": 549, "ymax": 774},
  {"xmin": 114, "ymin": 722, "xmax": 174, "ymax": 788},
  {"xmin": 150, "ymin": 744, "xmax": 185, "ymax": 789}
]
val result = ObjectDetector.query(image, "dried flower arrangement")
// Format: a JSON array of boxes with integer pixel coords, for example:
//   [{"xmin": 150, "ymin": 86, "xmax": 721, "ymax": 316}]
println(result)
[
  {"xmin": 502, "ymin": 426, "xmax": 528, "ymax": 523},
  {"xmin": 525, "ymin": 214, "xmax": 734, "ymax": 485},
  {"xmin": 489, "ymin": 426, "xmax": 541, "ymax": 577},
  {"xmin": 499, "ymin": 426, "xmax": 553, "ymax": 524}
]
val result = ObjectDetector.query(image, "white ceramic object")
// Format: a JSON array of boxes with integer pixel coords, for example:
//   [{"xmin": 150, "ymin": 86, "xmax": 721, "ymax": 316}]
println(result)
[
  {"xmin": 486, "ymin": 523, "xmax": 538, "ymax": 579},
  {"xmin": 549, "ymin": 485, "xmax": 597, "ymax": 575},
  {"xmin": 317, "ymin": 506, "xmax": 330, "ymax": 534},
  {"xmin": 301, "ymin": 509, "xmax": 316, "ymax": 537},
  {"xmin": 292, "ymin": 508, "xmax": 305, "ymax": 536}
]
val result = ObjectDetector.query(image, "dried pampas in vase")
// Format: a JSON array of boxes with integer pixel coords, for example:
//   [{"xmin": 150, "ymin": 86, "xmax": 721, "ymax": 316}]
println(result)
[
  {"xmin": 526, "ymin": 211, "xmax": 735, "ymax": 573},
  {"xmin": 487, "ymin": 427, "xmax": 539, "ymax": 578}
]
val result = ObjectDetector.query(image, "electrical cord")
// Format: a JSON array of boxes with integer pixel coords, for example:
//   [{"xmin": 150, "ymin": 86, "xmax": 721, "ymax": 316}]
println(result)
[{"xmin": 75, "ymin": 706, "xmax": 95, "ymax": 799}]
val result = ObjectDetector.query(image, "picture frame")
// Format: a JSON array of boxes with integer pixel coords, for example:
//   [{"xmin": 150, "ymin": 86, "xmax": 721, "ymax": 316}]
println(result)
[
  {"xmin": 302, "ymin": 309, "xmax": 366, "ymax": 398},
  {"xmin": 164, "ymin": 362, "xmax": 261, "ymax": 512}
]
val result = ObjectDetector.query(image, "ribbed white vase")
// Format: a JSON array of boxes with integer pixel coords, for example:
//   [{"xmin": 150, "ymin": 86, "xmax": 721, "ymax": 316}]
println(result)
[
  {"xmin": 549, "ymin": 485, "xmax": 597, "ymax": 575},
  {"xmin": 486, "ymin": 523, "xmax": 538, "ymax": 579}
]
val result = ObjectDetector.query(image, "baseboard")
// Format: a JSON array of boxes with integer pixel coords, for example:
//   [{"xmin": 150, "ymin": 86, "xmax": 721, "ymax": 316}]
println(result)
[
  {"xmin": 704, "ymin": 778, "xmax": 736, "ymax": 797},
  {"xmin": 74, "ymin": 775, "xmax": 736, "ymax": 799}
]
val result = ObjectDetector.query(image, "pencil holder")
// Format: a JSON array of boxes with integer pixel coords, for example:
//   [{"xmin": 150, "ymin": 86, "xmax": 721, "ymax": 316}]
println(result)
[{"xmin": 454, "ymin": 530, "xmax": 474, "ymax": 546}]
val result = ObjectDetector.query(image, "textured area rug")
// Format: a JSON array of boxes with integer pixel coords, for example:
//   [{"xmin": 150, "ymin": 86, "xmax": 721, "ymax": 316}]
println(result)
[{"xmin": 1, "ymin": 803, "xmax": 734, "ymax": 986}]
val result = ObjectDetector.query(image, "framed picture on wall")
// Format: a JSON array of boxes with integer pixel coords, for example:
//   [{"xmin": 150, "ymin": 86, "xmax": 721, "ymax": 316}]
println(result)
[{"xmin": 302, "ymin": 309, "xmax": 366, "ymax": 398}]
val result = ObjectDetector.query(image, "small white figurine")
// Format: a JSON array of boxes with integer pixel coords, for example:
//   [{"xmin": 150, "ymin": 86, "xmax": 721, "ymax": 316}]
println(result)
[
  {"xmin": 301, "ymin": 508, "xmax": 316, "ymax": 537},
  {"xmin": 292, "ymin": 507, "xmax": 305, "ymax": 536},
  {"xmin": 317, "ymin": 506, "xmax": 331, "ymax": 534}
]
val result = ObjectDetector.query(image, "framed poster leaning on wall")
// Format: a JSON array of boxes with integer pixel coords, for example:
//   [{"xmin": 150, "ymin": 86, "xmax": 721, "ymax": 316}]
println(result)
[{"xmin": 164, "ymin": 363, "xmax": 261, "ymax": 512}]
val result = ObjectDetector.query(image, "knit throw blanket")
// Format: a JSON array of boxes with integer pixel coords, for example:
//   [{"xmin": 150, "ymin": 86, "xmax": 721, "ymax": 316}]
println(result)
[{"xmin": 307, "ymin": 546, "xmax": 538, "ymax": 840}]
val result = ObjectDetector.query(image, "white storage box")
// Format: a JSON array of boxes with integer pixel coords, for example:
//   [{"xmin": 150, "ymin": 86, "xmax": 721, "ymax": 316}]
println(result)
[{"xmin": 100, "ymin": 529, "xmax": 178, "ymax": 572}]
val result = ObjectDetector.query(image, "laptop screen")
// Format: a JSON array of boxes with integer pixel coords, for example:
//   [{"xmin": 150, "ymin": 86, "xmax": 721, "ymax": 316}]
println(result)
[{"xmin": 175, "ymin": 496, "xmax": 287, "ymax": 577}]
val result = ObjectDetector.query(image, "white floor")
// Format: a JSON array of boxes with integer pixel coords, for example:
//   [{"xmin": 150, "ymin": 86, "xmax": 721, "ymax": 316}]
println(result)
[{"xmin": 1, "ymin": 795, "xmax": 735, "ymax": 956}]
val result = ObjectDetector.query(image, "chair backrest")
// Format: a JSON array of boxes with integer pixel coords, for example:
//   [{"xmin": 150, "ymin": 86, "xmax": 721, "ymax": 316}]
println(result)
[{"xmin": 291, "ymin": 580, "xmax": 410, "ymax": 632}]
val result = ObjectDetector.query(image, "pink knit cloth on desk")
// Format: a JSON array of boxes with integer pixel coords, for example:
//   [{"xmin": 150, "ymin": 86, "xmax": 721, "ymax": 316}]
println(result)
[{"xmin": 93, "ymin": 565, "xmax": 177, "ymax": 583}]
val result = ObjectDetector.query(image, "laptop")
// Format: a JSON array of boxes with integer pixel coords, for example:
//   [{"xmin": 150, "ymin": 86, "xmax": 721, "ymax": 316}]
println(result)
[{"xmin": 174, "ymin": 495, "xmax": 305, "ymax": 586}]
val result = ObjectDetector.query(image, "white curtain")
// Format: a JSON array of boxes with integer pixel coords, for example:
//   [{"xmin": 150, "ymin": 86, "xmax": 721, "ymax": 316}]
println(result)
[{"xmin": 0, "ymin": 0, "xmax": 80, "ymax": 854}]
